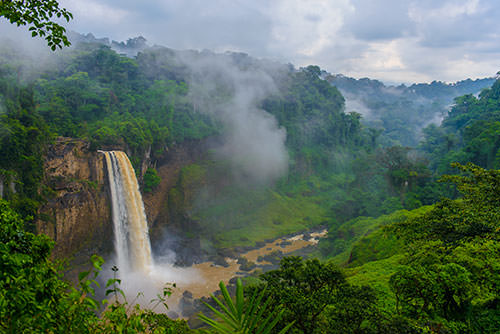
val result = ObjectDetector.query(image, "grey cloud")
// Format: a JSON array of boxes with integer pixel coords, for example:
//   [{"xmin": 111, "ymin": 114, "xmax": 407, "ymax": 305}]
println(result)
[
  {"xmin": 61, "ymin": 0, "xmax": 274, "ymax": 57},
  {"xmin": 416, "ymin": 15, "xmax": 498, "ymax": 48},
  {"xmin": 410, "ymin": 0, "xmax": 500, "ymax": 48},
  {"xmin": 9, "ymin": 0, "xmax": 500, "ymax": 84},
  {"xmin": 343, "ymin": 0, "xmax": 415, "ymax": 41},
  {"xmin": 328, "ymin": 1, "xmax": 500, "ymax": 83}
]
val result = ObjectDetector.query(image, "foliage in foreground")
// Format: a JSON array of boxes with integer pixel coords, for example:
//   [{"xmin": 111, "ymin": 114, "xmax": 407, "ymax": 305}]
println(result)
[
  {"xmin": 3, "ymin": 162, "xmax": 500, "ymax": 334},
  {"xmin": 0, "ymin": 198, "xmax": 193, "ymax": 333},
  {"xmin": 0, "ymin": 194, "xmax": 418, "ymax": 333},
  {"xmin": 245, "ymin": 257, "xmax": 422, "ymax": 334},
  {"xmin": 199, "ymin": 278, "xmax": 293, "ymax": 334},
  {"xmin": 0, "ymin": 0, "xmax": 73, "ymax": 50}
]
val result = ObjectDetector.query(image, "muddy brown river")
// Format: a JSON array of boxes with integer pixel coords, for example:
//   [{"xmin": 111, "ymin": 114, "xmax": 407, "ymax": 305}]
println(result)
[{"xmin": 169, "ymin": 229, "xmax": 327, "ymax": 307}]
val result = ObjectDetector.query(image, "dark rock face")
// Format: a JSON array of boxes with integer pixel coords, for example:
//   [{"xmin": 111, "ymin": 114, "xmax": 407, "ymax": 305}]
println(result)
[
  {"xmin": 36, "ymin": 138, "xmax": 114, "ymax": 273},
  {"xmin": 143, "ymin": 139, "xmax": 209, "ymax": 229},
  {"xmin": 145, "ymin": 139, "xmax": 211, "ymax": 265}
]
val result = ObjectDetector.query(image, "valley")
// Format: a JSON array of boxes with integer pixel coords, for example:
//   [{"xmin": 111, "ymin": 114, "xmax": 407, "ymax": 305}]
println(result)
[{"xmin": 1, "ymin": 27, "xmax": 499, "ymax": 333}]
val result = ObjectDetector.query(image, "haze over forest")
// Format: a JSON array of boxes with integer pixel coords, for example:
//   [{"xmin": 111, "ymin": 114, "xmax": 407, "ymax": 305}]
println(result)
[{"xmin": 2, "ymin": 0, "xmax": 500, "ymax": 84}]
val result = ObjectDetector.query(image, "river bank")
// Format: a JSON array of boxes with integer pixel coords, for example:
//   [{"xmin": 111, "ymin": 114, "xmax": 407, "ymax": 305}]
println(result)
[{"xmin": 168, "ymin": 228, "xmax": 327, "ymax": 318}]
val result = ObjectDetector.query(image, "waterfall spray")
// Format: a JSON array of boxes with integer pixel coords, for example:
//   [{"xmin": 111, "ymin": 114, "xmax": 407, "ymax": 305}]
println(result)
[
  {"xmin": 102, "ymin": 151, "xmax": 153, "ymax": 274},
  {"xmin": 99, "ymin": 150, "xmax": 201, "ymax": 311}
]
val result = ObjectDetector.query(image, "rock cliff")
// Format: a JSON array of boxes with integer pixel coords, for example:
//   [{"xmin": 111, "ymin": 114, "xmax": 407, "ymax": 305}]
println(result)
[
  {"xmin": 36, "ymin": 138, "xmax": 113, "ymax": 269},
  {"xmin": 143, "ymin": 140, "xmax": 208, "ymax": 228},
  {"xmin": 144, "ymin": 140, "xmax": 210, "ymax": 265},
  {"xmin": 36, "ymin": 137, "xmax": 210, "ymax": 272}
]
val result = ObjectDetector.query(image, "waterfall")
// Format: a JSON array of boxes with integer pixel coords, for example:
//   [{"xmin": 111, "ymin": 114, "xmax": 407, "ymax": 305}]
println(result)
[{"xmin": 102, "ymin": 151, "xmax": 153, "ymax": 274}]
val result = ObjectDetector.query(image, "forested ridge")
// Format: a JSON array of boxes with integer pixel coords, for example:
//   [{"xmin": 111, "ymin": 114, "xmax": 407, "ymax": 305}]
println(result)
[
  {"xmin": 327, "ymin": 73, "xmax": 495, "ymax": 147},
  {"xmin": 1, "ymin": 33, "xmax": 500, "ymax": 333}
]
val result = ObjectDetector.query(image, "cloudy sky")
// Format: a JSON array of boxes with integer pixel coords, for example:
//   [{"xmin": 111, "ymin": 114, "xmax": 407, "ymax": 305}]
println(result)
[{"xmin": 9, "ymin": 0, "xmax": 500, "ymax": 84}]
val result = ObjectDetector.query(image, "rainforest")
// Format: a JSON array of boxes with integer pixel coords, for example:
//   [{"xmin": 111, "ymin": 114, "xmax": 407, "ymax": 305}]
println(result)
[{"xmin": 1, "ymin": 2, "xmax": 500, "ymax": 333}]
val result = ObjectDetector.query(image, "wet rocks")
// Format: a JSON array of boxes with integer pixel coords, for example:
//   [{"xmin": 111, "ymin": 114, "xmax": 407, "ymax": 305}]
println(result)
[
  {"xmin": 257, "ymin": 250, "xmax": 283, "ymax": 265},
  {"xmin": 237, "ymin": 257, "xmax": 256, "ymax": 272}
]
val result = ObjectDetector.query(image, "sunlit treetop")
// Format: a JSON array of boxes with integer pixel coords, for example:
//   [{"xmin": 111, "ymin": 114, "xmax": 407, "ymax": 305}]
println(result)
[{"xmin": 0, "ymin": 0, "xmax": 73, "ymax": 50}]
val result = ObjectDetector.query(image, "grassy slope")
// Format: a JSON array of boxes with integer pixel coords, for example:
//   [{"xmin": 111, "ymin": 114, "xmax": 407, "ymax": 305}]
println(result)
[
  {"xmin": 345, "ymin": 254, "xmax": 403, "ymax": 311},
  {"xmin": 319, "ymin": 206, "xmax": 433, "ymax": 311},
  {"xmin": 194, "ymin": 179, "xmax": 333, "ymax": 248},
  {"xmin": 319, "ymin": 206, "xmax": 432, "ymax": 265}
]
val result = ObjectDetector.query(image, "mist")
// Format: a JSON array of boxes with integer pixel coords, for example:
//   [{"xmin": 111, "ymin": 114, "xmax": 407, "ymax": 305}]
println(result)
[
  {"xmin": 343, "ymin": 93, "xmax": 373, "ymax": 120},
  {"xmin": 177, "ymin": 52, "xmax": 289, "ymax": 185},
  {"xmin": 99, "ymin": 254, "xmax": 200, "ymax": 314},
  {"xmin": 0, "ymin": 22, "xmax": 59, "ymax": 82},
  {"xmin": 0, "ymin": 97, "xmax": 7, "ymax": 140}
]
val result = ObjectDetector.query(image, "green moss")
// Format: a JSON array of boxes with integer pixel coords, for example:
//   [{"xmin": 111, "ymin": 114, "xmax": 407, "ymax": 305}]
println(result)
[{"xmin": 178, "ymin": 163, "xmax": 206, "ymax": 189}]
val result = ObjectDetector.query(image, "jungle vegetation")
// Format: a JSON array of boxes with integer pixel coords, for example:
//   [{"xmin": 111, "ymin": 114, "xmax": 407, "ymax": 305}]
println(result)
[{"xmin": 0, "ymin": 33, "xmax": 499, "ymax": 333}]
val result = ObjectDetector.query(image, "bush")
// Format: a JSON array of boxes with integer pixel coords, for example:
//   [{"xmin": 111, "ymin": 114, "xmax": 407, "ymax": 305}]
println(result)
[{"xmin": 143, "ymin": 167, "xmax": 161, "ymax": 193}]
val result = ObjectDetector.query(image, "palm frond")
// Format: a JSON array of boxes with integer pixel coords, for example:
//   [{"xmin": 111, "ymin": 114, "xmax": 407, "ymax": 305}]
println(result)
[{"xmin": 199, "ymin": 278, "xmax": 294, "ymax": 334}]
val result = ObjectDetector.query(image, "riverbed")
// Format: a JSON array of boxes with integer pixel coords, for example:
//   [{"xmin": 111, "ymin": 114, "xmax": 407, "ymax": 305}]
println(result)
[{"xmin": 169, "ymin": 229, "xmax": 327, "ymax": 307}]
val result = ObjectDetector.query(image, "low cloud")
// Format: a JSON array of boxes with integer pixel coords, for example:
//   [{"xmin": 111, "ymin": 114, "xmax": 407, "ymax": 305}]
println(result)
[
  {"xmin": 178, "ymin": 52, "xmax": 289, "ymax": 184},
  {"xmin": 343, "ymin": 94, "xmax": 373, "ymax": 120}
]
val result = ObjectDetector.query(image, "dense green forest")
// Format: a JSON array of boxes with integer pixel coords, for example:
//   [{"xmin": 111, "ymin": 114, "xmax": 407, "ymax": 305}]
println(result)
[
  {"xmin": 420, "ymin": 78, "xmax": 500, "ymax": 173},
  {"xmin": 1, "ymin": 32, "xmax": 500, "ymax": 333}
]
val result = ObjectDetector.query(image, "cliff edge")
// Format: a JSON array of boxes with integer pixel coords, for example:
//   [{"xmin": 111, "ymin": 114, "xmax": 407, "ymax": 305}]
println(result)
[{"xmin": 36, "ymin": 138, "xmax": 113, "ymax": 269}]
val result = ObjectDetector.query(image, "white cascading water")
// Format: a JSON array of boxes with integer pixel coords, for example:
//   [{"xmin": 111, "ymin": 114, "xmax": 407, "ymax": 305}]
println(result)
[
  {"xmin": 102, "ymin": 151, "xmax": 153, "ymax": 274},
  {"xmin": 100, "ymin": 150, "xmax": 198, "ymax": 309}
]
